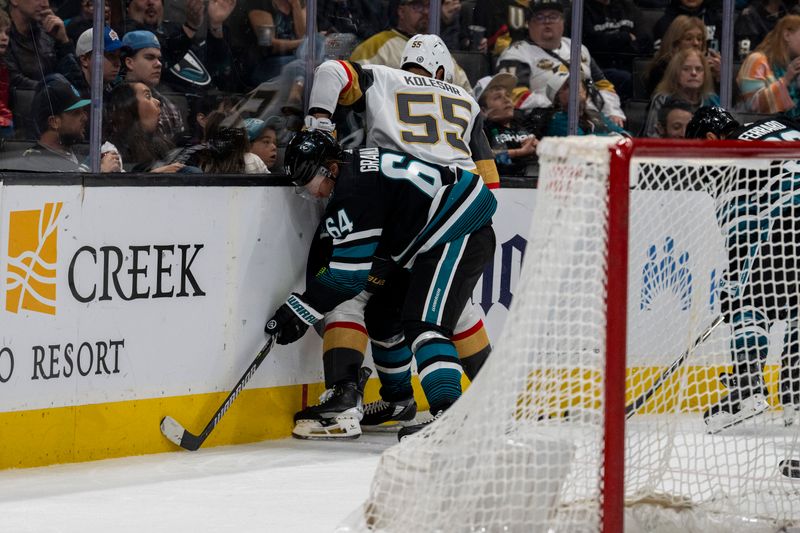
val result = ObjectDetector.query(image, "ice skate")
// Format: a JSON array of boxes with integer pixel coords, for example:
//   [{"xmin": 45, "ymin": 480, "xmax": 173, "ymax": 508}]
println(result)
[
  {"xmin": 704, "ymin": 374, "xmax": 769, "ymax": 434},
  {"xmin": 360, "ymin": 397, "xmax": 418, "ymax": 432},
  {"xmin": 783, "ymin": 404, "xmax": 800, "ymax": 427},
  {"xmin": 292, "ymin": 368, "xmax": 371, "ymax": 440}
]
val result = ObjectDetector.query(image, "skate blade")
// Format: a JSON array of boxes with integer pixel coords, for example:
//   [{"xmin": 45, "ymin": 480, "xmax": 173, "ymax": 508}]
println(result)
[
  {"xmin": 362, "ymin": 411, "xmax": 433, "ymax": 433},
  {"xmin": 292, "ymin": 417, "xmax": 362, "ymax": 440},
  {"xmin": 783, "ymin": 407, "xmax": 800, "ymax": 427},
  {"xmin": 705, "ymin": 396, "xmax": 770, "ymax": 435}
]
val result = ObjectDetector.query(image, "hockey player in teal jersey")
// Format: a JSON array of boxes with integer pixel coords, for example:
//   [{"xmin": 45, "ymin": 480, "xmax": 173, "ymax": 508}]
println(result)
[
  {"xmin": 264, "ymin": 130, "xmax": 497, "ymax": 440},
  {"xmin": 686, "ymin": 106, "xmax": 800, "ymax": 432}
]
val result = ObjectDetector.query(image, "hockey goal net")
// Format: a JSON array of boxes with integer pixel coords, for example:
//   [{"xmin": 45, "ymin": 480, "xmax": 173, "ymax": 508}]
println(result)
[{"xmin": 341, "ymin": 136, "xmax": 800, "ymax": 532}]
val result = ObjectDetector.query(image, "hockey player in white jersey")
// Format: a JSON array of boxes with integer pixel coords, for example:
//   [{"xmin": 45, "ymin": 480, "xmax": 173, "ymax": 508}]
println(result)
[{"xmin": 290, "ymin": 35, "xmax": 499, "ymax": 439}]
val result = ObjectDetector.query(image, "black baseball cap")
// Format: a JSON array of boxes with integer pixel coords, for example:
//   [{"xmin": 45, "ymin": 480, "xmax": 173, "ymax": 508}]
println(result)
[
  {"xmin": 527, "ymin": 0, "xmax": 565, "ymax": 17},
  {"xmin": 33, "ymin": 74, "xmax": 90, "ymax": 133}
]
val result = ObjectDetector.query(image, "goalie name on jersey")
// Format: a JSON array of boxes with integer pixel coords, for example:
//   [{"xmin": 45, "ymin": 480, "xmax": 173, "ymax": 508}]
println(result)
[{"xmin": 736, "ymin": 120, "xmax": 789, "ymax": 140}]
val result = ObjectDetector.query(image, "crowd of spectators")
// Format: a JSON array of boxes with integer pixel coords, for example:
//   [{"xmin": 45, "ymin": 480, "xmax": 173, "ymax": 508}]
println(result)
[{"xmin": 2, "ymin": 0, "xmax": 800, "ymax": 176}]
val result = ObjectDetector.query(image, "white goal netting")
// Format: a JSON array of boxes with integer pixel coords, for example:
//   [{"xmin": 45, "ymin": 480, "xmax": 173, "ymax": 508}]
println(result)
[{"xmin": 340, "ymin": 137, "xmax": 800, "ymax": 533}]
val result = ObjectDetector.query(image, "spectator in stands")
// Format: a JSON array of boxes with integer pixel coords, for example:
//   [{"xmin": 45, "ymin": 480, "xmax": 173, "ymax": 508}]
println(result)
[
  {"xmin": 70, "ymin": 26, "xmax": 123, "ymax": 100},
  {"xmin": 642, "ymin": 48, "xmax": 719, "ymax": 137},
  {"xmin": 244, "ymin": 117, "xmax": 279, "ymax": 171},
  {"xmin": 245, "ymin": 0, "xmax": 307, "ymax": 83},
  {"xmin": 7, "ymin": 0, "xmax": 77, "ymax": 89},
  {"xmin": 65, "ymin": 0, "xmax": 111, "ymax": 43},
  {"xmin": 473, "ymin": 0, "xmax": 531, "ymax": 57},
  {"xmin": 440, "ymin": 0, "xmax": 472, "ymax": 52},
  {"xmin": 735, "ymin": 0, "xmax": 800, "ymax": 61},
  {"xmin": 537, "ymin": 70, "xmax": 628, "ymax": 136},
  {"xmin": 0, "ymin": 10, "xmax": 15, "ymax": 139},
  {"xmin": 652, "ymin": 0, "xmax": 723, "ymax": 54},
  {"xmin": 121, "ymin": 30, "xmax": 185, "ymax": 142},
  {"xmin": 105, "ymin": 80, "xmax": 186, "ymax": 172},
  {"xmin": 496, "ymin": 0, "xmax": 626, "ymax": 126},
  {"xmin": 187, "ymin": 91, "xmax": 239, "ymax": 145},
  {"xmin": 645, "ymin": 15, "xmax": 719, "ymax": 96},
  {"xmin": 21, "ymin": 74, "xmax": 117, "ymax": 172},
  {"xmin": 654, "ymin": 96, "xmax": 694, "ymax": 137},
  {"xmin": 196, "ymin": 111, "xmax": 269, "ymax": 174},
  {"xmin": 737, "ymin": 14, "xmax": 800, "ymax": 119},
  {"xmin": 123, "ymin": 0, "xmax": 237, "ymax": 92},
  {"xmin": 349, "ymin": 0, "xmax": 474, "ymax": 90},
  {"xmin": 574, "ymin": 0, "xmax": 652, "ymax": 103},
  {"xmin": 317, "ymin": 0, "xmax": 386, "ymax": 41},
  {"xmin": 473, "ymin": 72, "xmax": 539, "ymax": 176}
]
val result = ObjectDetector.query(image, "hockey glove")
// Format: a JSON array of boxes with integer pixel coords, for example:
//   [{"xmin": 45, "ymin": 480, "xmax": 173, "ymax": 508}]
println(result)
[
  {"xmin": 303, "ymin": 115, "xmax": 336, "ymax": 133},
  {"xmin": 265, "ymin": 293, "xmax": 324, "ymax": 345}
]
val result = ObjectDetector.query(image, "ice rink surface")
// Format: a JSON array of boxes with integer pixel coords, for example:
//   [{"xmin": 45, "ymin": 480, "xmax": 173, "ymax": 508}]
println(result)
[{"xmin": 0, "ymin": 434, "xmax": 396, "ymax": 533}]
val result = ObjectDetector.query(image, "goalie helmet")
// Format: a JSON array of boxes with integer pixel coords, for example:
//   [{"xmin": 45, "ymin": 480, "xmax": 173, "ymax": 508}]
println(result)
[
  {"xmin": 685, "ymin": 106, "xmax": 740, "ymax": 139},
  {"xmin": 284, "ymin": 130, "xmax": 342, "ymax": 186},
  {"xmin": 401, "ymin": 34, "xmax": 454, "ymax": 84}
]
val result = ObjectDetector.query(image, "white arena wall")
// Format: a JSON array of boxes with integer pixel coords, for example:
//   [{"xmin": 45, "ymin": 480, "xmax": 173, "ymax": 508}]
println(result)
[{"xmin": 0, "ymin": 178, "xmax": 759, "ymax": 468}]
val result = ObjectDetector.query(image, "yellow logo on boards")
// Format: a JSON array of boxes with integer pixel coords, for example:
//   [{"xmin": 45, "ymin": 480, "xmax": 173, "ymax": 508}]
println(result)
[{"xmin": 6, "ymin": 202, "xmax": 63, "ymax": 315}]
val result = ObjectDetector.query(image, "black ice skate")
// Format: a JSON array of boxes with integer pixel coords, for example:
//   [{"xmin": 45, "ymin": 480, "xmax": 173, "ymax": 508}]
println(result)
[
  {"xmin": 704, "ymin": 374, "xmax": 769, "ymax": 434},
  {"xmin": 292, "ymin": 367, "xmax": 371, "ymax": 440},
  {"xmin": 360, "ymin": 397, "xmax": 418, "ymax": 432},
  {"xmin": 397, "ymin": 404, "xmax": 452, "ymax": 441}
]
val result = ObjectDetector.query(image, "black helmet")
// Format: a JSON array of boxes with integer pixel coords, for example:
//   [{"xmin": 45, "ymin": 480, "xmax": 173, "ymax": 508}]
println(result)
[
  {"xmin": 284, "ymin": 130, "xmax": 342, "ymax": 186},
  {"xmin": 685, "ymin": 106, "xmax": 740, "ymax": 139}
]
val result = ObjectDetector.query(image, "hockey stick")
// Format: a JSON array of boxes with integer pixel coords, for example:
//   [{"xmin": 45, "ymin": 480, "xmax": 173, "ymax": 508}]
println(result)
[
  {"xmin": 625, "ymin": 316, "xmax": 724, "ymax": 419},
  {"xmin": 160, "ymin": 335, "xmax": 276, "ymax": 451}
]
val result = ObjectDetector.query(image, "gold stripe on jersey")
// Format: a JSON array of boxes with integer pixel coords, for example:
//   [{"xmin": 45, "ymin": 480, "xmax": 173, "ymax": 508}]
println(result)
[
  {"xmin": 335, "ymin": 60, "xmax": 364, "ymax": 106},
  {"xmin": 475, "ymin": 159, "xmax": 500, "ymax": 189},
  {"xmin": 595, "ymin": 79, "xmax": 616, "ymax": 93},
  {"xmin": 510, "ymin": 86, "xmax": 530, "ymax": 107}
]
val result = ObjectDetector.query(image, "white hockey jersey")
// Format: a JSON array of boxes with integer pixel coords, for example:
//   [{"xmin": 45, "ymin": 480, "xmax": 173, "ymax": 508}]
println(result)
[
  {"xmin": 496, "ymin": 37, "xmax": 625, "ymax": 120},
  {"xmin": 309, "ymin": 60, "xmax": 499, "ymax": 188}
]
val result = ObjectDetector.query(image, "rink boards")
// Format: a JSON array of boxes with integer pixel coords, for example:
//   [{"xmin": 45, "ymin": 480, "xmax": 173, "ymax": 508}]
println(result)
[{"xmin": 0, "ymin": 177, "xmax": 773, "ymax": 469}]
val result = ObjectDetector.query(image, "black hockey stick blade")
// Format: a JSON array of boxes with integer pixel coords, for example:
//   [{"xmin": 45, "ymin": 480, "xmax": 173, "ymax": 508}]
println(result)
[
  {"xmin": 160, "ymin": 336, "xmax": 276, "ymax": 451},
  {"xmin": 625, "ymin": 316, "xmax": 723, "ymax": 419},
  {"xmin": 779, "ymin": 459, "xmax": 800, "ymax": 479}
]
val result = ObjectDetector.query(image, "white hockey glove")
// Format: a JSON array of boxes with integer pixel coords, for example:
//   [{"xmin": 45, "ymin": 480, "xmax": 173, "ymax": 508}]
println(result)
[{"xmin": 303, "ymin": 115, "xmax": 336, "ymax": 133}]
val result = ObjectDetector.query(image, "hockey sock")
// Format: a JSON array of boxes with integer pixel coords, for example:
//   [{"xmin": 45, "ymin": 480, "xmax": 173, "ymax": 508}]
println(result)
[
  {"xmin": 452, "ymin": 319, "xmax": 491, "ymax": 381},
  {"xmin": 730, "ymin": 307, "xmax": 769, "ymax": 393},
  {"xmin": 412, "ymin": 333, "xmax": 462, "ymax": 413},
  {"xmin": 371, "ymin": 335, "xmax": 414, "ymax": 401},
  {"xmin": 322, "ymin": 321, "xmax": 368, "ymax": 388}
]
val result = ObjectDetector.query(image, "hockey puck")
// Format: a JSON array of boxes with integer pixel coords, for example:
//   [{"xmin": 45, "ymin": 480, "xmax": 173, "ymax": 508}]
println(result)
[{"xmin": 778, "ymin": 459, "xmax": 800, "ymax": 478}]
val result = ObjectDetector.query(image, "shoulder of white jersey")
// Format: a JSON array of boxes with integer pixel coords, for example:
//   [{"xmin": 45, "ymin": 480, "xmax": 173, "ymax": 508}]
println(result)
[{"xmin": 498, "ymin": 40, "xmax": 534, "ymax": 61}]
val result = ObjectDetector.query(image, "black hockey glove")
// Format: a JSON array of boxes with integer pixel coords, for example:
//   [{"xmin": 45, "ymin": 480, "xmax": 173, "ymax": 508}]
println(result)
[{"xmin": 264, "ymin": 293, "xmax": 323, "ymax": 345}]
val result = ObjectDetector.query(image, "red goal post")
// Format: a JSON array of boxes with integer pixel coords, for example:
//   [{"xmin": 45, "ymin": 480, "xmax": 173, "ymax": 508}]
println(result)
[{"xmin": 340, "ymin": 137, "xmax": 800, "ymax": 533}]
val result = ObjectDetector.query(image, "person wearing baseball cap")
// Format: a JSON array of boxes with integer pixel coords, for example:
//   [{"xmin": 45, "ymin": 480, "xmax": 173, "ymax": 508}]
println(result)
[
  {"xmin": 496, "ymin": 0, "xmax": 627, "ymax": 127},
  {"xmin": 473, "ymin": 72, "xmax": 539, "ymax": 177},
  {"xmin": 72, "ymin": 26, "xmax": 123, "ymax": 99},
  {"xmin": 22, "ymin": 74, "xmax": 93, "ymax": 172},
  {"xmin": 243, "ymin": 117, "xmax": 281, "ymax": 171},
  {"xmin": 121, "ymin": 30, "xmax": 184, "ymax": 141}
]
